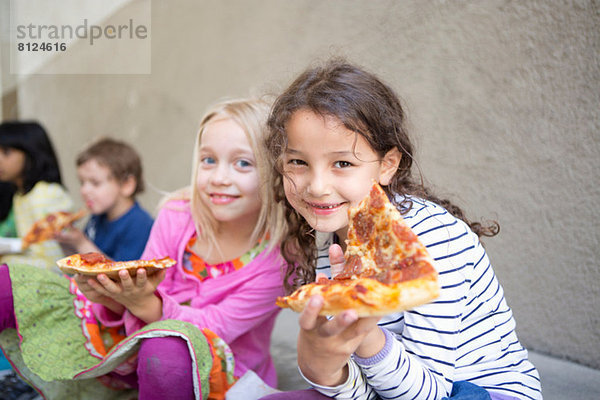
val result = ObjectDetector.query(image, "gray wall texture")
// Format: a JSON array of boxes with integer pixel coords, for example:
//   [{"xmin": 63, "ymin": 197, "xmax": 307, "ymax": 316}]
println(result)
[{"xmin": 1, "ymin": 0, "xmax": 599, "ymax": 369}]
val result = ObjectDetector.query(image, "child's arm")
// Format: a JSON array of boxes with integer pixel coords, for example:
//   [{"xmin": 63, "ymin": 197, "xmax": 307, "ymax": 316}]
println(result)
[
  {"xmin": 55, "ymin": 227, "xmax": 103, "ymax": 255},
  {"xmin": 298, "ymin": 244, "xmax": 456, "ymax": 399},
  {"xmin": 297, "ymin": 295, "xmax": 383, "ymax": 386},
  {"xmin": 297, "ymin": 245, "xmax": 385, "ymax": 386}
]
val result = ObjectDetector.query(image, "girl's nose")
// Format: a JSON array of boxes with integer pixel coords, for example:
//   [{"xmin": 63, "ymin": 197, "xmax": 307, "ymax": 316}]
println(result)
[
  {"xmin": 306, "ymin": 172, "xmax": 330, "ymax": 197},
  {"xmin": 211, "ymin": 164, "xmax": 231, "ymax": 185}
]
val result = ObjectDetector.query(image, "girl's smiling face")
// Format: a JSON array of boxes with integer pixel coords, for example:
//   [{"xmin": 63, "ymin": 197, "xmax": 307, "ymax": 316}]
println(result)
[
  {"xmin": 196, "ymin": 117, "xmax": 262, "ymax": 229},
  {"xmin": 282, "ymin": 110, "xmax": 399, "ymax": 243}
]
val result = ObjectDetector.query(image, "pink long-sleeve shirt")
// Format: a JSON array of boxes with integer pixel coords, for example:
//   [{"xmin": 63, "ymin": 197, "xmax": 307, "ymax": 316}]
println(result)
[{"xmin": 92, "ymin": 199, "xmax": 285, "ymax": 386}]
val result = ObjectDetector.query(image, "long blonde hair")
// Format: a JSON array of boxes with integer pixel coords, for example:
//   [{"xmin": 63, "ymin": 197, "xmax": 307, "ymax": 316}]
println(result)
[{"xmin": 164, "ymin": 98, "xmax": 287, "ymax": 254}]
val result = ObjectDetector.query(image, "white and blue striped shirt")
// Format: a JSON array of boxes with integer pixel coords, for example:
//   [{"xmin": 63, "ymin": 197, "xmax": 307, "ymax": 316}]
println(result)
[{"xmin": 309, "ymin": 196, "xmax": 542, "ymax": 399}]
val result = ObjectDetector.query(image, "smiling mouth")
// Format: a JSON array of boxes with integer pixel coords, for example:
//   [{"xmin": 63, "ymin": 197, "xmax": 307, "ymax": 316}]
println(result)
[
  {"xmin": 306, "ymin": 201, "xmax": 345, "ymax": 210},
  {"xmin": 209, "ymin": 194, "xmax": 240, "ymax": 205}
]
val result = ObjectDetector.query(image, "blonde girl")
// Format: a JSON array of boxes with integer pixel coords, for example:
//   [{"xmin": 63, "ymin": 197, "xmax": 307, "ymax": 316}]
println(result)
[{"xmin": 0, "ymin": 99, "xmax": 287, "ymax": 400}]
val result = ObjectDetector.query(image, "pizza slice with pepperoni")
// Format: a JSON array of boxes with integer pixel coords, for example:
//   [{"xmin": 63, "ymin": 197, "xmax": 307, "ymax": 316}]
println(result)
[
  {"xmin": 276, "ymin": 182, "xmax": 440, "ymax": 317},
  {"xmin": 56, "ymin": 252, "xmax": 176, "ymax": 279},
  {"xmin": 21, "ymin": 209, "xmax": 87, "ymax": 249}
]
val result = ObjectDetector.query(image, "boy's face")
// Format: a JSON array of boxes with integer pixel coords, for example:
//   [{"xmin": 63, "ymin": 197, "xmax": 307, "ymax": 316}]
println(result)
[
  {"xmin": 77, "ymin": 159, "xmax": 129, "ymax": 218},
  {"xmin": 282, "ymin": 110, "xmax": 397, "ymax": 243}
]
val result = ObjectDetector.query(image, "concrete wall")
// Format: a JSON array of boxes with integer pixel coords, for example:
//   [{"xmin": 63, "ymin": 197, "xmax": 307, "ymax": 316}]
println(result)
[{"xmin": 1, "ymin": 0, "xmax": 598, "ymax": 369}]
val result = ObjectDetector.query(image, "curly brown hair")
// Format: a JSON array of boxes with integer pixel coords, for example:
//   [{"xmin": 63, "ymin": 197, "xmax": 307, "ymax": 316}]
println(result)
[{"xmin": 266, "ymin": 59, "xmax": 499, "ymax": 293}]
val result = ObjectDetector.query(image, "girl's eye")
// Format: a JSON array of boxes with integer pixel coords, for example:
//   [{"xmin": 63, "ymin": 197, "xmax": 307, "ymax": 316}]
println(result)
[
  {"xmin": 201, "ymin": 157, "xmax": 216, "ymax": 165},
  {"xmin": 334, "ymin": 160, "xmax": 353, "ymax": 168},
  {"xmin": 287, "ymin": 159, "xmax": 306, "ymax": 166},
  {"xmin": 235, "ymin": 159, "xmax": 253, "ymax": 169}
]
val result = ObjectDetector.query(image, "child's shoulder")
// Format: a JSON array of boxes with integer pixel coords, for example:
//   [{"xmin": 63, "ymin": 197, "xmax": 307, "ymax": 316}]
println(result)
[
  {"xmin": 19, "ymin": 181, "xmax": 71, "ymax": 206},
  {"xmin": 155, "ymin": 198, "xmax": 192, "ymax": 220},
  {"xmin": 396, "ymin": 194, "xmax": 449, "ymax": 219},
  {"xmin": 395, "ymin": 194, "xmax": 472, "ymax": 236},
  {"xmin": 29, "ymin": 181, "xmax": 66, "ymax": 195},
  {"xmin": 124, "ymin": 202, "xmax": 153, "ymax": 225}
]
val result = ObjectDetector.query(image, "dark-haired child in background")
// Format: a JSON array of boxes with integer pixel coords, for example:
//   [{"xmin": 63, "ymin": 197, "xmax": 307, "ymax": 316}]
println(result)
[
  {"xmin": 0, "ymin": 120, "xmax": 73, "ymax": 398},
  {"xmin": 0, "ymin": 121, "xmax": 74, "ymax": 271}
]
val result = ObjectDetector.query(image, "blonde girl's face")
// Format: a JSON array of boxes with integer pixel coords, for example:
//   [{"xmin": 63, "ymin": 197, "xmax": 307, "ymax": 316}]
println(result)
[
  {"xmin": 282, "ymin": 110, "xmax": 399, "ymax": 243},
  {"xmin": 0, "ymin": 146, "xmax": 26, "ymax": 188},
  {"xmin": 196, "ymin": 117, "xmax": 262, "ymax": 229}
]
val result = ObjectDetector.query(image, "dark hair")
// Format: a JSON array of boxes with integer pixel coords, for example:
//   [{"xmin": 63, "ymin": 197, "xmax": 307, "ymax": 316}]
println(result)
[
  {"xmin": 76, "ymin": 138, "xmax": 145, "ymax": 196},
  {"xmin": 0, "ymin": 182, "xmax": 16, "ymax": 221},
  {"xmin": 266, "ymin": 59, "xmax": 499, "ymax": 292},
  {"xmin": 0, "ymin": 121, "xmax": 63, "ymax": 195}
]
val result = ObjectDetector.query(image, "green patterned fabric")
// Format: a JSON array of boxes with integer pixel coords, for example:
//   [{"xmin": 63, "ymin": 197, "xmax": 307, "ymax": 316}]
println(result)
[{"xmin": 0, "ymin": 264, "xmax": 212, "ymax": 400}]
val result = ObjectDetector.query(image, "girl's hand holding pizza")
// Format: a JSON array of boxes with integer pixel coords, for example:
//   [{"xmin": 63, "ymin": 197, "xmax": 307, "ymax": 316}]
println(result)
[
  {"xmin": 92, "ymin": 268, "xmax": 166, "ymax": 324},
  {"xmin": 297, "ymin": 244, "xmax": 384, "ymax": 387},
  {"xmin": 58, "ymin": 253, "xmax": 175, "ymax": 322},
  {"xmin": 73, "ymin": 273, "xmax": 125, "ymax": 315}
]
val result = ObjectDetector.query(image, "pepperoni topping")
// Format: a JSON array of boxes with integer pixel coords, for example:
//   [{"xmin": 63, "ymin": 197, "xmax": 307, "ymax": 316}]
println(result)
[
  {"xmin": 392, "ymin": 220, "xmax": 418, "ymax": 243},
  {"xmin": 354, "ymin": 284, "xmax": 367, "ymax": 294},
  {"xmin": 369, "ymin": 185, "xmax": 385, "ymax": 210},
  {"xmin": 80, "ymin": 252, "xmax": 108, "ymax": 265},
  {"xmin": 353, "ymin": 209, "xmax": 375, "ymax": 243}
]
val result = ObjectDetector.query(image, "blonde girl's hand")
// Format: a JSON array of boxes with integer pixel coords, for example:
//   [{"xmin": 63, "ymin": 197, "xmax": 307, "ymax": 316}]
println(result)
[
  {"xmin": 92, "ymin": 269, "xmax": 166, "ymax": 324},
  {"xmin": 73, "ymin": 273, "xmax": 125, "ymax": 315},
  {"xmin": 296, "ymin": 244, "xmax": 385, "ymax": 387}
]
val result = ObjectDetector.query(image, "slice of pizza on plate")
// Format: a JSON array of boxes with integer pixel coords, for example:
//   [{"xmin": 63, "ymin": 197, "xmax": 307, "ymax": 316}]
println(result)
[
  {"xmin": 276, "ymin": 182, "xmax": 440, "ymax": 317},
  {"xmin": 57, "ymin": 252, "xmax": 176, "ymax": 279}
]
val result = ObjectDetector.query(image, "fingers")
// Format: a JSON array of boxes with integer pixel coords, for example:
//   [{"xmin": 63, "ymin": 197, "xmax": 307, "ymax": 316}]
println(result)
[
  {"xmin": 118, "ymin": 269, "xmax": 148, "ymax": 291},
  {"xmin": 328, "ymin": 244, "xmax": 344, "ymax": 264},
  {"xmin": 299, "ymin": 295, "xmax": 325, "ymax": 331},
  {"xmin": 299, "ymin": 295, "xmax": 361, "ymax": 337},
  {"xmin": 318, "ymin": 311, "xmax": 358, "ymax": 337},
  {"xmin": 96, "ymin": 273, "xmax": 120, "ymax": 294},
  {"xmin": 73, "ymin": 273, "xmax": 88, "ymax": 285},
  {"xmin": 315, "ymin": 272, "xmax": 329, "ymax": 283},
  {"xmin": 329, "ymin": 244, "xmax": 345, "ymax": 277},
  {"xmin": 134, "ymin": 269, "xmax": 148, "ymax": 288}
]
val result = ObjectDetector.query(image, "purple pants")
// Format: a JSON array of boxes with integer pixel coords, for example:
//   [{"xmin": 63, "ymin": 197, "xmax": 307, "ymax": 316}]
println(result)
[{"xmin": 0, "ymin": 264, "xmax": 195, "ymax": 400}]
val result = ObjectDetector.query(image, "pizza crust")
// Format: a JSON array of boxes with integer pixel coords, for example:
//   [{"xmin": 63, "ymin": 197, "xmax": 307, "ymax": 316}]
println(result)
[
  {"xmin": 56, "ymin": 253, "xmax": 176, "ymax": 279},
  {"xmin": 277, "ymin": 272, "xmax": 439, "ymax": 317}
]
